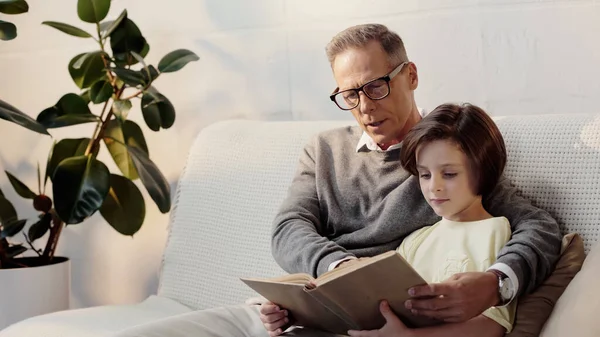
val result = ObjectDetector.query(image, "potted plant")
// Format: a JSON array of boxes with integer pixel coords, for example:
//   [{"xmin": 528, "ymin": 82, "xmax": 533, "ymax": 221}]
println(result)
[{"xmin": 0, "ymin": 0, "xmax": 198, "ymax": 328}]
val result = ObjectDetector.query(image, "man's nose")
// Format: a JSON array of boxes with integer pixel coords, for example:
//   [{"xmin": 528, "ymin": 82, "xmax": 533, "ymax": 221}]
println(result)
[{"xmin": 358, "ymin": 91, "xmax": 376, "ymax": 115}]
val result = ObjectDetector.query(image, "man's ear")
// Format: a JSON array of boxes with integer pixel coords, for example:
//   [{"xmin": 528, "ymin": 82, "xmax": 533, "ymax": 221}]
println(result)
[{"xmin": 408, "ymin": 62, "xmax": 418, "ymax": 90}]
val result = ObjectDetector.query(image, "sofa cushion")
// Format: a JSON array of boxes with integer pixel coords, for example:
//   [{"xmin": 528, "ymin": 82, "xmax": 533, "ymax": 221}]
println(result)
[
  {"xmin": 539, "ymin": 235, "xmax": 600, "ymax": 337},
  {"xmin": 507, "ymin": 233, "xmax": 585, "ymax": 337},
  {"xmin": 0, "ymin": 295, "xmax": 191, "ymax": 337}
]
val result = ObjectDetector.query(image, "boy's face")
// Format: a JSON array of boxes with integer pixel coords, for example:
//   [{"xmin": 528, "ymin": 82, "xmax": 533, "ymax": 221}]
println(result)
[{"xmin": 416, "ymin": 139, "xmax": 488, "ymax": 222}]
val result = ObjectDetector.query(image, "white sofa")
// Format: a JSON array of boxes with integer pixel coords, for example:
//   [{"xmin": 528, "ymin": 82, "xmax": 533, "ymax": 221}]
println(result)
[{"xmin": 1, "ymin": 114, "xmax": 600, "ymax": 336}]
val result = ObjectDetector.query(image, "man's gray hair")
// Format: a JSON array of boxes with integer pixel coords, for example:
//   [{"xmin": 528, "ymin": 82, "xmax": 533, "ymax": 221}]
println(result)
[{"xmin": 325, "ymin": 23, "xmax": 408, "ymax": 68}]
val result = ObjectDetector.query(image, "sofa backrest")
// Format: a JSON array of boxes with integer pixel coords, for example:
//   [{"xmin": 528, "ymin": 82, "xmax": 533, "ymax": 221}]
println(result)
[
  {"xmin": 496, "ymin": 114, "xmax": 600, "ymax": 253},
  {"xmin": 156, "ymin": 120, "xmax": 350, "ymax": 310},
  {"xmin": 157, "ymin": 114, "xmax": 600, "ymax": 310}
]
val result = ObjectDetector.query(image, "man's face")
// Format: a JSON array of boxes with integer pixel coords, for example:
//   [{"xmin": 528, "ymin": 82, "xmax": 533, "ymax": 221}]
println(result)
[
  {"xmin": 332, "ymin": 41, "xmax": 419, "ymax": 147},
  {"xmin": 416, "ymin": 139, "xmax": 484, "ymax": 222}
]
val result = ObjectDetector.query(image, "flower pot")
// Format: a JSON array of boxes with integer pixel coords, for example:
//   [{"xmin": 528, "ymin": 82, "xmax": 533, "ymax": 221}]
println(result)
[{"xmin": 0, "ymin": 257, "xmax": 70, "ymax": 330}]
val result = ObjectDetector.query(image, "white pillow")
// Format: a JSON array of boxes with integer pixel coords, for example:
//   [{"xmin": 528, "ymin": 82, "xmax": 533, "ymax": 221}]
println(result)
[{"xmin": 540, "ymin": 240, "xmax": 600, "ymax": 336}]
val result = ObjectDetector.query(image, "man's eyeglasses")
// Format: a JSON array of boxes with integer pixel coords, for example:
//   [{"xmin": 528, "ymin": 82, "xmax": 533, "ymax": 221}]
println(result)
[{"xmin": 329, "ymin": 61, "xmax": 409, "ymax": 111}]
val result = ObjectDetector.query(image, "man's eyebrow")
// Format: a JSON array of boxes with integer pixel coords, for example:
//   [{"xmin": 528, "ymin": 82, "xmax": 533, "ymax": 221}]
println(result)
[
  {"xmin": 339, "ymin": 74, "xmax": 385, "ymax": 91},
  {"xmin": 338, "ymin": 83, "xmax": 360, "ymax": 92}
]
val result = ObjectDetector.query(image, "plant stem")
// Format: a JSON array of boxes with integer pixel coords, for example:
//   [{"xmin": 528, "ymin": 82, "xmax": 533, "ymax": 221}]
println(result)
[
  {"xmin": 96, "ymin": 23, "xmax": 115, "ymax": 84},
  {"xmin": 86, "ymin": 84, "xmax": 126, "ymax": 158},
  {"xmin": 84, "ymin": 23, "xmax": 118, "ymax": 158},
  {"xmin": 120, "ymin": 90, "xmax": 143, "ymax": 101},
  {"xmin": 97, "ymin": 97, "xmax": 112, "ymax": 123},
  {"xmin": 85, "ymin": 99, "xmax": 111, "ymax": 156},
  {"xmin": 24, "ymin": 233, "xmax": 42, "ymax": 257},
  {"xmin": 42, "ymin": 210, "xmax": 64, "ymax": 261}
]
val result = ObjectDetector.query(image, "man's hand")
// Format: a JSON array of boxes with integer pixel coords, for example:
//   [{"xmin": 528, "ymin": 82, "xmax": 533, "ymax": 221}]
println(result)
[
  {"xmin": 348, "ymin": 301, "xmax": 413, "ymax": 337},
  {"xmin": 259, "ymin": 301, "xmax": 292, "ymax": 336},
  {"xmin": 405, "ymin": 271, "xmax": 500, "ymax": 323}
]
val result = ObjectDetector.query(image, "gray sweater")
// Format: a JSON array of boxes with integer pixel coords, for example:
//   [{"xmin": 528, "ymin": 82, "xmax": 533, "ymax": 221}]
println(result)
[{"xmin": 271, "ymin": 126, "xmax": 562, "ymax": 296}]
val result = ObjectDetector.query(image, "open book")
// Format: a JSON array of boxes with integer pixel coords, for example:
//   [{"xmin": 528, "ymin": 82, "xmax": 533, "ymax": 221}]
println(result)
[{"xmin": 241, "ymin": 251, "xmax": 442, "ymax": 335}]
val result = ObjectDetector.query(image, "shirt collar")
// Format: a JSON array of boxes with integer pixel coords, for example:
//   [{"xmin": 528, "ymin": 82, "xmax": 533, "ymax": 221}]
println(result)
[
  {"xmin": 355, "ymin": 132, "xmax": 403, "ymax": 152},
  {"xmin": 355, "ymin": 107, "xmax": 428, "ymax": 153}
]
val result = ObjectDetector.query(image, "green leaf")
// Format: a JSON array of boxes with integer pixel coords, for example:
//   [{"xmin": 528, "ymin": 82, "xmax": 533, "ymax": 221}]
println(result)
[
  {"xmin": 109, "ymin": 18, "xmax": 147, "ymax": 66},
  {"xmin": 37, "ymin": 110, "xmax": 98, "ymax": 129},
  {"xmin": 46, "ymin": 138, "xmax": 91, "ymax": 183},
  {"xmin": 104, "ymin": 120, "xmax": 148, "ymax": 180},
  {"xmin": 130, "ymin": 51, "xmax": 146, "ymax": 67},
  {"xmin": 90, "ymin": 80, "xmax": 113, "ymax": 104},
  {"xmin": 141, "ymin": 65, "xmax": 159, "ymax": 84},
  {"xmin": 127, "ymin": 146, "xmax": 170, "ymax": 213},
  {"xmin": 77, "ymin": 0, "xmax": 110, "ymax": 24},
  {"xmin": 0, "ymin": 20, "xmax": 16, "ymax": 41},
  {"xmin": 80, "ymin": 89, "xmax": 91, "ymax": 104},
  {"xmin": 113, "ymin": 100, "xmax": 132, "ymax": 121},
  {"xmin": 141, "ymin": 90, "xmax": 175, "ymax": 131},
  {"xmin": 0, "ymin": 98, "xmax": 50, "ymax": 135},
  {"xmin": 6, "ymin": 244, "xmax": 27, "ymax": 258},
  {"xmin": 112, "ymin": 68, "xmax": 146, "ymax": 87},
  {"xmin": 37, "ymin": 93, "xmax": 99, "ymax": 128},
  {"xmin": 0, "ymin": 0, "xmax": 28, "ymax": 15},
  {"xmin": 53, "ymin": 155, "xmax": 110, "ymax": 224},
  {"xmin": 158, "ymin": 49, "xmax": 199, "ymax": 73},
  {"xmin": 28, "ymin": 212, "xmax": 51, "ymax": 242},
  {"xmin": 100, "ymin": 9, "xmax": 127, "ymax": 39},
  {"xmin": 0, "ymin": 196, "xmax": 17, "ymax": 227},
  {"xmin": 68, "ymin": 51, "xmax": 107, "ymax": 89},
  {"xmin": 72, "ymin": 52, "xmax": 90, "ymax": 70},
  {"xmin": 42, "ymin": 21, "xmax": 93, "ymax": 38},
  {"xmin": 1, "ymin": 219, "xmax": 26, "ymax": 238},
  {"xmin": 139, "ymin": 42, "xmax": 150, "ymax": 59},
  {"xmin": 100, "ymin": 174, "xmax": 145, "ymax": 236},
  {"xmin": 5, "ymin": 171, "xmax": 36, "ymax": 199}
]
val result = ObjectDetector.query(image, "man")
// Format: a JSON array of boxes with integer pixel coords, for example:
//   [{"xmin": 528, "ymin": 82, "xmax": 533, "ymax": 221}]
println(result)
[
  {"xmin": 261, "ymin": 23, "xmax": 561, "ymax": 336},
  {"xmin": 113, "ymin": 24, "xmax": 561, "ymax": 337}
]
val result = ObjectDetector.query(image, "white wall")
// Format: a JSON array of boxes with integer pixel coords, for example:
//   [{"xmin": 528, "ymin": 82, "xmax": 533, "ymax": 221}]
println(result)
[{"xmin": 1, "ymin": 0, "xmax": 599, "ymax": 308}]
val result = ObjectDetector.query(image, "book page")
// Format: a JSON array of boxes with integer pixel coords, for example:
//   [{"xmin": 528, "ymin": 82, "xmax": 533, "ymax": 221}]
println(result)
[
  {"xmin": 315, "ymin": 251, "xmax": 399, "ymax": 285},
  {"xmin": 316, "ymin": 251, "xmax": 442, "ymax": 329},
  {"xmin": 253, "ymin": 273, "xmax": 314, "ymax": 285}
]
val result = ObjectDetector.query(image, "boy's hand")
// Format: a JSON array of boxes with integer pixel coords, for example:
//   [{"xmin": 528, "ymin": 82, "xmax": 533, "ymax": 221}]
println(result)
[
  {"xmin": 259, "ymin": 301, "xmax": 291, "ymax": 336},
  {"xmin": 348, "ymin": 301, "xmax": 413, "ymax": 337}
]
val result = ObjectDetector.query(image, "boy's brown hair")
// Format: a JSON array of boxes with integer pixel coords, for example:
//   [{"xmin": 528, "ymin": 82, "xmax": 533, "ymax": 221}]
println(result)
[{"xmin": 400, "ymin": 103, "xmax": 507, "ymax": 196}]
